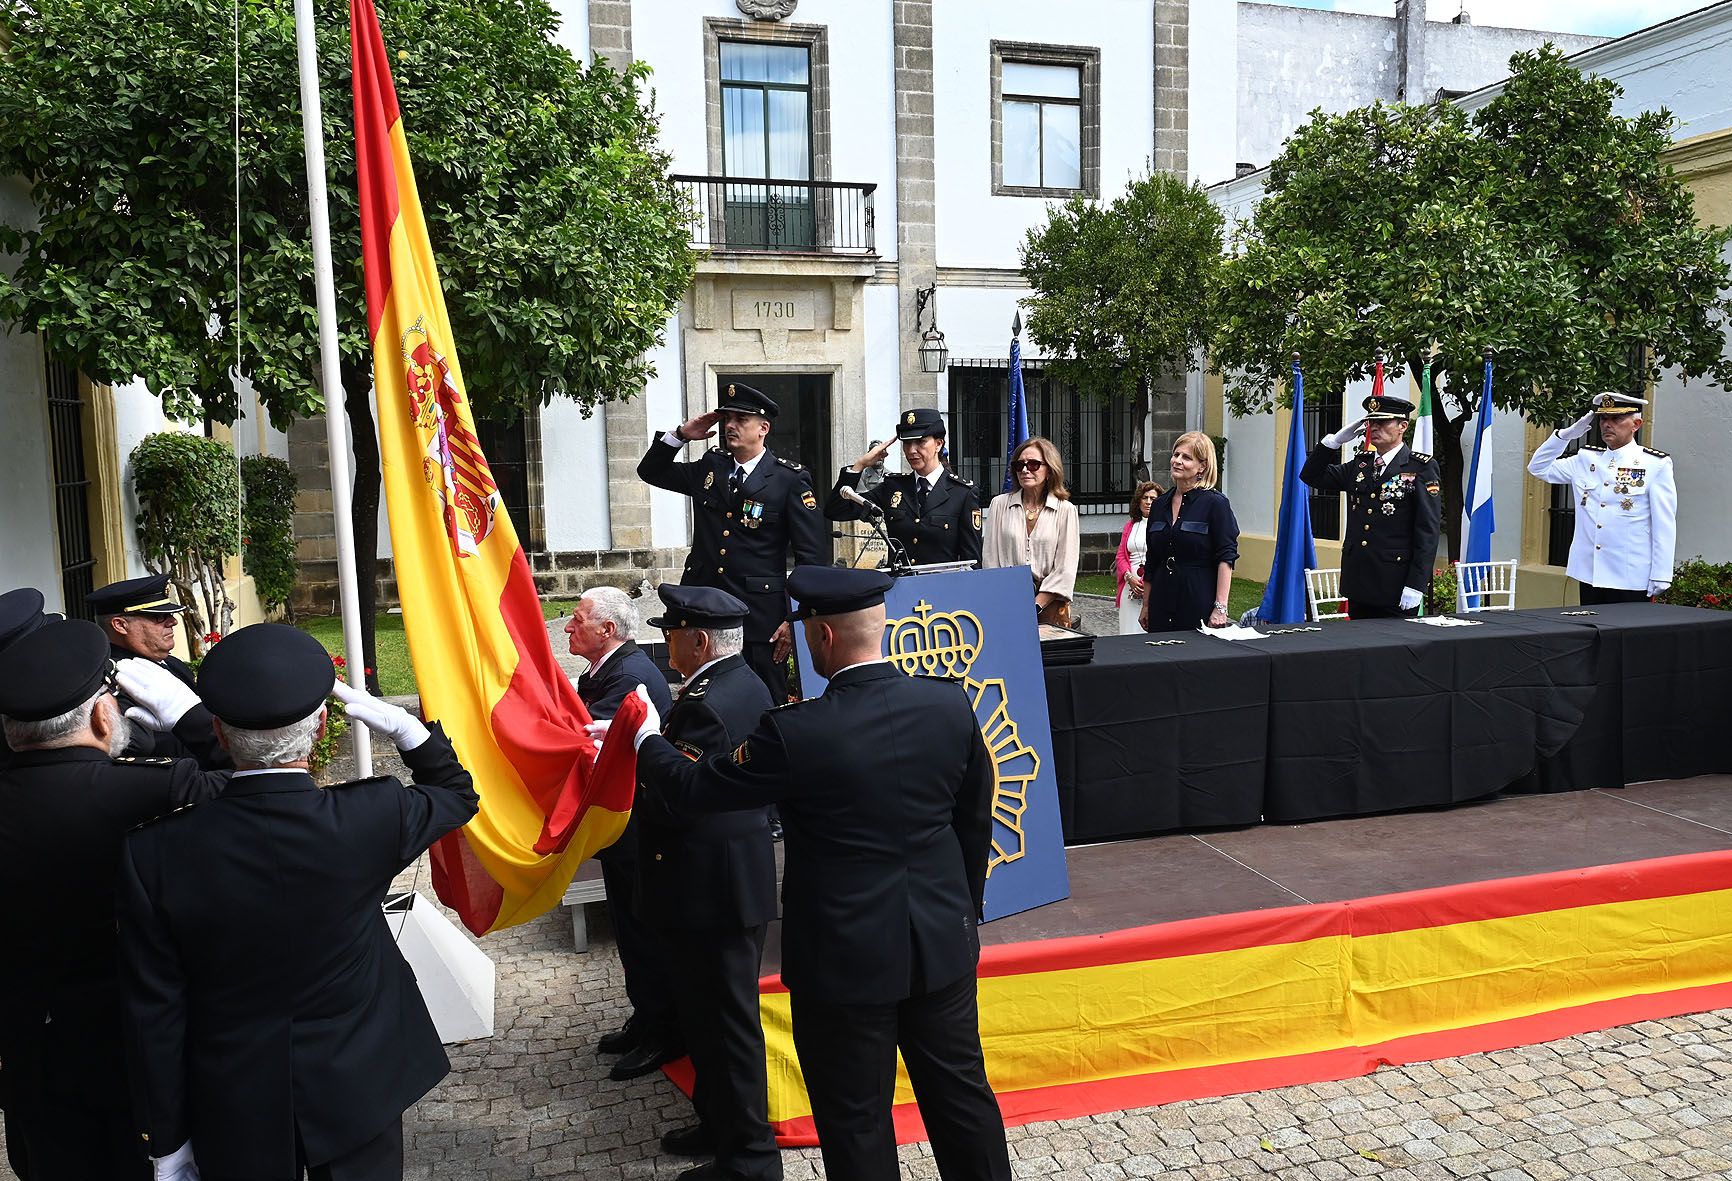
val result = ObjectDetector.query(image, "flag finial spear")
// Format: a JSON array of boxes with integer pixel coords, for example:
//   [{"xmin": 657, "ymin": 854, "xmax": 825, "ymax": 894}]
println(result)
[{"xmin": 1012, "ymin": 309, "xmax": 1022, "ymax": 337}]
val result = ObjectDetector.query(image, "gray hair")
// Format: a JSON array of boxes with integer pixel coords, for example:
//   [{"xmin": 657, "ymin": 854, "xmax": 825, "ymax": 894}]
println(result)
[
  {"xmin": 700, "ymin": 626, "xmax": 743, "ymax": 659},
  {"xmin": 222, "ymin": 706, "xmax": 325, "ymax": 768},
  {"xmin": 2, "ymin": 690, "xmax": 102, "ymax": 751},
  {"xmin": 580, "ymin": 585, "xmax": 639, "ymax": 641}
]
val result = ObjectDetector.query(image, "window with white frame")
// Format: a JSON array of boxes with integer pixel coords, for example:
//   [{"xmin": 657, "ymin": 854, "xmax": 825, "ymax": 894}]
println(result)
[{"xmin": 992, "ymin": 43, "xmax": 1100, "ymax": 197}]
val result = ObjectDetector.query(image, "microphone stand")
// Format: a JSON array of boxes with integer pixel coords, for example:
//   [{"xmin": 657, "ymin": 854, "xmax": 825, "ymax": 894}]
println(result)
[{"xmin": 863, "ymin": 509, "xmax": 912, "ymax": 575}]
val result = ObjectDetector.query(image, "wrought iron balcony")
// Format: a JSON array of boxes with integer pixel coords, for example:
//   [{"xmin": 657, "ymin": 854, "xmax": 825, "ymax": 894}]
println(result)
[{"xmin": 673, "ymin": 175, "xmax": 876, "ymax": 256}]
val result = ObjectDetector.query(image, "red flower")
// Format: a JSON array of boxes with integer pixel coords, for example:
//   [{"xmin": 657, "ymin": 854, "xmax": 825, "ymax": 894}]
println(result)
[
  {"xmin": 203, "ymin": 631, "xmax": 222, "ymax": 644},
  {"xmin": 1705, "ymin": 593, "xmax": 1722, "ymax": 606},
  {"xmin": 364, "ymin": 667, "xmax": 375, "ymax": 676},
  {"xmin": 332, "ymin": 655, "xmax": 347, "ymax": 669}
]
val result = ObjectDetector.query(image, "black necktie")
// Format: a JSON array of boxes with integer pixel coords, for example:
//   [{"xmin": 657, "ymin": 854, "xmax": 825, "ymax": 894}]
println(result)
[
  {"xmin": 729, "ymin": 464, "xmax": 744, "ymax": 498},
  {"xmin": 916, "ymin": 477, "xmax": 930, "ymax": 515}
]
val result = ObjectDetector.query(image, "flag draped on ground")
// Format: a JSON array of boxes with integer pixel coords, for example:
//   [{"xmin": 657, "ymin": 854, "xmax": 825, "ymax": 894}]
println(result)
[
  {"xmin": 1460, "ymin": 354, "xmax": 1497, "ymax": 607},
  {"xmin": 1413, "ymin": 357, "xmax": 1436, "ymax": 458},
  {"xmin": 1256, "ymin": 357, "xmax": 1318, "ymax": 625},
  {"xmin": 1003, "ymin": 314, "xmax": 1030, "ymax": 492},
  {"xmin": 350, "ymin": 0, "xmax": 643, "ymax": 936}
]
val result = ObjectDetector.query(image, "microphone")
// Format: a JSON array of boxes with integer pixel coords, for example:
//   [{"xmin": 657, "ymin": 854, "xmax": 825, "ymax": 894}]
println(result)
[{"xmin": 838, "ymin": 485, "xmax": 885, "ymax": 519}]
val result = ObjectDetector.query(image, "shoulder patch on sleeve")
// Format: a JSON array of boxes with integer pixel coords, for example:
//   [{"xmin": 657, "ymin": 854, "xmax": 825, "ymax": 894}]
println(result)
[
  {"xmin": 800, "ymin": 489, "xmax": 818, "ymax": 510},
  {"xmin": 673, "ymin": 740, "xmax": 704, "ymax": 761},
  {"xmin": 729, "ymin": 741, "xmax": 752, "ymax": 765},
  {"xmin": 776, "ymin": 455, "xmax": 804, "ymax": 472},
  {"xmin": 1641, "ymin": 445, "xmax": 1670, "ymax": 459}
]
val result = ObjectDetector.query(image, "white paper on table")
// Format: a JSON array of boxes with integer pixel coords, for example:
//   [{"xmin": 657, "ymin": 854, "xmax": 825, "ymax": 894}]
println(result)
[
  {"xmin": 1198, "ymin": 623, "xmax": 1270, "ymax": 641},
  {"xmin": 1406, "ymin": 615, "xmax": 1484, "ymax": 628}
]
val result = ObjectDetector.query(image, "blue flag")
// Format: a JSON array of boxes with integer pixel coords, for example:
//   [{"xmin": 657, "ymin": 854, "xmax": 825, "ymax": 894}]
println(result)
[
  {"xmin": 1003, "ymin": 325, "xmax": 1030, "ymax": 493},
  {"xmin": 1256, "ymin": 357, "xmax": 1318, "ymax": 624},
  {"xmin": 1460, "ymin": 355, "xmax": 1496, "ymax": 606}
]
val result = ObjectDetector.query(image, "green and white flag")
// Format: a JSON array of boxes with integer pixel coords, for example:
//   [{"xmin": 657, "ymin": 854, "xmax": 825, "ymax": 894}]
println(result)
[{"xmin": 1414, "ymin": 359, "xmax": 1436, "ymax": 456}]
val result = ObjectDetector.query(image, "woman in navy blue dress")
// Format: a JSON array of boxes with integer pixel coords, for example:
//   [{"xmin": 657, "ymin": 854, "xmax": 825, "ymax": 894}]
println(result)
[{"xmin": 1141, "ymin": 432, "xmax": 1240, "ymax": 633}]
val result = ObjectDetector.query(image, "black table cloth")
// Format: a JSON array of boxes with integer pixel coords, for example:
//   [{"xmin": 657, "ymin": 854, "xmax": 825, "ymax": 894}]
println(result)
[{"xmin": 1040, "ymin": 606, "xmax": 1732, "ymax": 844}]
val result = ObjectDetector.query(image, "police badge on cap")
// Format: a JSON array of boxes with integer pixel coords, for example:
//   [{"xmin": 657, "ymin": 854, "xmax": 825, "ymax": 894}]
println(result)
[{"xmin": 1592, "ymin": 392, "xmax": 1647, "ymax": 415}]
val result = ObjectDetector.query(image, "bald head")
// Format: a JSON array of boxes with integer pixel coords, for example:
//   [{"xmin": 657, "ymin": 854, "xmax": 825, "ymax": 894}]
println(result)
[{"xmin": 803, "ymin": 604, "xmax": 886, "ymax": 678}]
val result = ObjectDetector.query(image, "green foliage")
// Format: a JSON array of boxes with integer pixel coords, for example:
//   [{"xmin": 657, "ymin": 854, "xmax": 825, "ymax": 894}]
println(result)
[
  {"xmin": 1020, "ymin": 171, "xmax": 1224, "ymax": 399},
  {"xmin": 1215, "ymin": 46, "xmax": 1732, "ymax": 425},
  {"xmin": 130, "ymin": 432, "xmax": 242, "ymax": 653},
  {"xmin": 1427, "ymin": 563, "xmax": 1460, "ymax": 617},
  {"xmin": 311, "ymin": 700, "xmax": 350, "ymax": 777},
  {"xmin": 1657, "ymin": 557, "xmax": 1732, "ymax": 611},
  {"xmin": 0, "ymin": 0, "xmax": 695, "ymax": 428},
  {"xmin": 240, "ymin": 455, "xmax": 297, "ymax": 612}
]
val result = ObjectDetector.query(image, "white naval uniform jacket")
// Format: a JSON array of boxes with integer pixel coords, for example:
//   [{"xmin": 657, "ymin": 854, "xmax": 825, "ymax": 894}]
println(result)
[{"xmin": 1528, "ymin": 433, "xmax": 1676, "ymax": 591}]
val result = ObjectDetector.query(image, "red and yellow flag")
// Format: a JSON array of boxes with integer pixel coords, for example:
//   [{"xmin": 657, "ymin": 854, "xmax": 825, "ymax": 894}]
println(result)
[{"xmin": 350, "ymin": 0, "xmax": 643, "ymax": 935}]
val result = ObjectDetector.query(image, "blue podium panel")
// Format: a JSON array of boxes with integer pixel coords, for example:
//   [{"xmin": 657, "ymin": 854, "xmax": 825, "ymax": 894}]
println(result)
[{"xmin": 793, "ymin": 566, "xmax": 1070, "ymax": 921}]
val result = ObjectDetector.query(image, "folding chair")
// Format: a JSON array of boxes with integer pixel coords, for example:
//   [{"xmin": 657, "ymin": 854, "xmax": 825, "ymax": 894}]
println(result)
[
  {"xmin": 1304, "ymin": 567, "xmax": 1349, "ymax": 621},
  {"xmin": 1455, "ymin": 559, "xmax": 1519, "ymax": 613}
]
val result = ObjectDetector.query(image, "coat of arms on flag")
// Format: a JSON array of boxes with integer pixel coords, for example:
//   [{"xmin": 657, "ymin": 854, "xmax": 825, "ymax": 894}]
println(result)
[{"xmin": 402, "ymin": 315, "xmax": 499, "ymax": 558}]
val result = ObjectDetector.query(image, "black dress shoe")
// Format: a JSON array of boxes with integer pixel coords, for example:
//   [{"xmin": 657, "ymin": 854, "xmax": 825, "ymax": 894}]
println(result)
[
  {"xmin": 660, "ymin": 1123, "xmax": 717, "ymax": 1157},
  {"xmin": 597, "ymin": 1015, "xmax": 639, "ymax": 1056},
  {"xmin": 610, "ymin": 1033, "xmax": 685, "ymax": 1081},
  {"xmin": 677, "ymin": 1163, "xmax": 751, "ymax": 1181}
]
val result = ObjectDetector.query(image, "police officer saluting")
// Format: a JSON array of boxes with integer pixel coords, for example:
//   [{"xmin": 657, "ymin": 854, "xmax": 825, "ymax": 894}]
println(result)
[
  {"xmin": 825, "ymin": 408, "xmax": 982, "ymax": 567},
  {"xmin": 1527, "ymin": 392, "xmax": 1676, "ymax": 604},
  {"xmin": 628, "ymin": 584, "xmax": 779, "ymax": 1181},
  {"xmin": 0, "ymin": 620, "xmax": 227, "ymax": 1180},
  {"xmin": 625, "ymin": 566, "xmax": 1011, "ymax": 1181},
  {"xmin": 1302, "ymin": 392, "xmax": 1442, "ymax": 618},
  {"xmin": 638, "ymin": 383, "xmax": 828, "ymax": 700},
  {"xmin": 116, "ymin": 624, "xmax": 479, "ymax": 1181}
]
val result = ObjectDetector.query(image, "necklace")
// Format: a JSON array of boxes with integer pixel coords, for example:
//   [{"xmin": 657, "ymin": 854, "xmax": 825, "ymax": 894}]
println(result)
[{"xmin": 1023, "ymin": 503, "xmax": 1042, "ymax": 521}]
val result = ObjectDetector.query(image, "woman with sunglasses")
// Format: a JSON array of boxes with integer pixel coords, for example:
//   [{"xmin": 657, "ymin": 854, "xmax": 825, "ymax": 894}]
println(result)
[
  {"xmin": 1140, "ymin": 432, "xmax": 1239, "ymax": 633},
  {"xmin": 983, "ymin": 436, "xmax": 1080, "ymax": 627}
]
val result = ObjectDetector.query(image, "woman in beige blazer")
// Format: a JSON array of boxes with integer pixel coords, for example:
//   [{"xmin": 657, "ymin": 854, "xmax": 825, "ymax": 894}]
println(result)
[{"xmin": 983, "ymin": 436, "xmax": 1080, "ymax": 626}]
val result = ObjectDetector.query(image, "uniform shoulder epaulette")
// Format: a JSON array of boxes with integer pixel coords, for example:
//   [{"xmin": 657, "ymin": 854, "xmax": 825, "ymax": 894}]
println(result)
[
  {"xmin": 1581, "ymin": 442, "xmax": 1607, "ymax": 452},
  {"xmin": 326, "ymin": 774, "xmax": 395, "ymax": 790},
  {"xmin": 776, "ymin": 455, "xmax": 804, "ymax": 472},
  {"xmin": 114, "ymin": 756, "xmax": 175, "ymax": 767},
  {"xmin": 682, "ymin": 681, "xmax": 708, "ymax": 700},
  {"xmin": 770, "ymin": 696, "xmax": 811, "ymax": 711},
  {"xmin": 708, "ymin": 446, "xmax": 728, "ymax": 457},
  {"xmin": 1642, "ymin": 445, "xmax": 1670, "ymax": 459},
  {"xmin": 130, "ymin": 799, "xmax": 199, "ymax": 831},
  {"xmin": 946, "ymin": 471, "xmax": 975, "ymax": 487},
  {"xmin": 915, "ymin": 673, "xmax": 965, "ymax": 684},
  {"xmin": 1411, "ymin": 452, "xmax": 1433, "ymax": 464}
]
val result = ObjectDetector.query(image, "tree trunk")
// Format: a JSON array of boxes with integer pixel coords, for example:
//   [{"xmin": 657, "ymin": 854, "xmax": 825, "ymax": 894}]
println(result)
[{"xmin": 342, "ymin": 360, "xmax": 383, "ymax": 695}]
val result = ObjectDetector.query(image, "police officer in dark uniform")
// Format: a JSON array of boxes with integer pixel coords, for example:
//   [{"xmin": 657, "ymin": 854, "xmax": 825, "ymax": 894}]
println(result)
[
  {"xmin": 117, "ymin": 624, "xmax": 479, "ymax": 1181},
  {"xmin": 0, "ymin": 587, "xmax": 56, "ymax": 777},
  {"xmin": 825, "ymin": 408, "xmax": 982, "ymax": 567},
  {"xmin": 87, "ymin": 574, "xmax": 229, "ymax": 768},
  {"xmin": 627, "ymin": 567, "xmax": 1012, "ymax": 1181},
  {"xmin": 1301, "ymin": 392, "xmax": 1442, "ymax": 618},
  {"xmin": 638, "ymin": 383, "xmax": 829, "ymax": 700},
  {"xmin": 0, "ymin": 619, "xmax": 227, "ymax": 1181},
  {"xmin": 619, "ymin": 585, "xmax": 779, "ymax": 1181}
]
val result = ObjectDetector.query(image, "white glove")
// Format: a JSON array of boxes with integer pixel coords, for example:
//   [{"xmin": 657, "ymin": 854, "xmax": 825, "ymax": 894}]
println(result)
[
  {"xmin": 1648, "ymin": 581, "xmax": 1669, "ymax": 599},
  {"xmin": 584, "ymin": 719, "xmax": 611, "ymax": 742},
  {"xmin": 1560, "ymin": 411, "xmax": 1596, "ymax": 441},
  {"xmin": 115, "ymin": 658, "xmax": 202, "ymax": 730},
  {"xmin": 330, "ymin": 680, "xmax": 430, "ymax": 751},
  {"xmin": 1399, "ymin": 587, "xmax": 1425, "ymax": 611},
  {"xmin": 152, "ymin": 1141, "xmax": 200, "ymax": 1180},
  {"xmin": 629, "ymin": 685, "xmax": 663, "ymax": 751},
  {"xmin": 1321, "ymin": 416, "xmax": 1369, "ymax": 449}
]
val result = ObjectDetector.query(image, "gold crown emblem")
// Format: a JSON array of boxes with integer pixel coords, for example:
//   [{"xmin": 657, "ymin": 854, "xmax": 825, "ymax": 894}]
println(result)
[
  {"xmin": 1596, "ymin": 393, "xmax": 1615, "ymax": 407},
  {"xmin": 887, "ymin": 600, "xmax": 981, "ymax": 679},
  {"xmin": 906, "ymin": 411, "xmax": 917, "ymax": 425}
]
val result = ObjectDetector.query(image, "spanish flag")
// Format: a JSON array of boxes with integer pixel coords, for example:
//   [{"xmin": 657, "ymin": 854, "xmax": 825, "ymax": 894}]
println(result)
[{"xmin": 350, "ymin": 0, "xmax": 644, "ymax": 935}]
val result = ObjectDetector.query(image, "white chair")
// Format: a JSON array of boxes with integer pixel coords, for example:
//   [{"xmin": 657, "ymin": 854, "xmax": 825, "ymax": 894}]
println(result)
[
  {"xmin": 1455, "ymin": 559, "xmax": 1519, "ymax": 613},
  {"xmin": 1304, "ymin": 567, "xmax": 1349, "ymax": 621}
]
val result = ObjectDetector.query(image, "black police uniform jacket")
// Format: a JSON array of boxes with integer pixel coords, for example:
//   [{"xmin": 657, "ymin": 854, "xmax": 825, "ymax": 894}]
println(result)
[
  {"xmin": 638, "ymin": 440, "xmax": 829, "ymax": 643},
  {"xmin": 116, "ymin": 725, "xmax": 479, "ymax": 1176},
  {"xmin": 578, "ymin": 641, "xmax": 675, "ymax": 866},
  {"xmin": 1301, "ymin": 443, "xmax": 1442, "ymax": 607},
  {"xmin": 636, "ymin": 662, "xmax": 994, "ymax": 1004},
  {"xmin": 634, "ymin": 654, "xmax": 777, "ymax": 931},
  {"xmin": 0, "ymin": 750, "xmax": 227, "ymax": 1131},
  {"xmin": 825, "ymin": 467, "xmax": 983, "ymax": 566},
  {"xmin": 108, "ymin": 645, "xmax": 232, "ymax": 770}
]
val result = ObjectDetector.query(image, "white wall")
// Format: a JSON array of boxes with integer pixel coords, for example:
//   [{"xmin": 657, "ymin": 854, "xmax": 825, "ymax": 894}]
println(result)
[
  {"xmin": 545, "ymin": 0, "xmax": 590, "ymax": 62},
  {"xmin": 1655, "ymin": 235, "xmax": 1732, "ymax": 565},
  {"xmin": 864, "ymin": 285, "xmax": 902, "ymax": 457},
  {"xmin": 932, "ymin": 0, "xmax": 1156, "ymax": 270},
  {"xmin": 1189, "ymin": 0, "xmax": 1240, "ymax": 188},
  {"xmin": 541, "ymin": 399, "xmax": 611, "ymax": 551},
  {"xmin": 645, "ymin": 310, "xmax": 689, "ymax": 551},
  {"xmin": 1224, "ymin": 404, "xmax": 1276, "ymax": 539}
]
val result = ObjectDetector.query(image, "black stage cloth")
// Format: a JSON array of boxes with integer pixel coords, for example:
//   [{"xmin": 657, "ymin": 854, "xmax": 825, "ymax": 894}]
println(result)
[{"xmin": 1043, "ymin": 606, "xmax": 1732, "ymax": 843}]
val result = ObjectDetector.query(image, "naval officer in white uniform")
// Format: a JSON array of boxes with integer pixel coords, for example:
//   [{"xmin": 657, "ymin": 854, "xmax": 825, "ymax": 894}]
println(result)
[{"xmin": 1527, "ymin": 392, "xmax": 1676, "ymax": 605}]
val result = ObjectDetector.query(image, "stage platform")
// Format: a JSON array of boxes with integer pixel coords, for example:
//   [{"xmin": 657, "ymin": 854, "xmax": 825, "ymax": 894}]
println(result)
[{"xmin": 724, "ymin": 776, "xmax": 1732, "ymax": 1146}]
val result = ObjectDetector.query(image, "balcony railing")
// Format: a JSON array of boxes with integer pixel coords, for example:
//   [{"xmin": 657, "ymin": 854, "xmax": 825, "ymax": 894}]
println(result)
[{"xmin": 673, "ymin": 175, "xmax": 876, "ymax": 256}]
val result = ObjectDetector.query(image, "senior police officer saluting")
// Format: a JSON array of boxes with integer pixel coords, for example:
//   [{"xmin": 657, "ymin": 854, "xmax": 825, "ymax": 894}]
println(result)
[
  {"xmin": 626, "ymin": 584, "xmax": 779, "ymax": 1181},
  {"xmin": 1527, "ymin": 392, "xmax": 1676, "ymax": 605},
  {"xmin": 825, "ymin": 407, "xmax": 982, "ymax": 566},
  {"xmin": 0, "ymin": 620, "xmax": 228, "ymax": 1181},
  {"xmin": 116, "ymin": 624, "xmax": 479, "ymax": 1181},
  {"xmin": 639, "ymin": 383, "xmax": 828, "ymax": 700},
  {"xmin": 1301, "ymin": 391, "xmax": 1443, "ymax": 618},
  {"xmin": 624, "ymin": 566, "xmax": 1011, "ymax": 1181}
]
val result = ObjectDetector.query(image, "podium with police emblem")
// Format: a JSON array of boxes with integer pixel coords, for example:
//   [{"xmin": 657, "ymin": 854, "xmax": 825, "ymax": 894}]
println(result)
[{"xmin": 794, "ymin": 565, "xmax": 1069, "ymax": 920}]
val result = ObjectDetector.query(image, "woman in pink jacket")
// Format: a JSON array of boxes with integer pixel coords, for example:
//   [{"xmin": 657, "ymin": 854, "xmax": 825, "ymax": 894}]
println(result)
[{"xmin": 1115, "ymin": 481, "xmax": 1162, "ymax": 634}]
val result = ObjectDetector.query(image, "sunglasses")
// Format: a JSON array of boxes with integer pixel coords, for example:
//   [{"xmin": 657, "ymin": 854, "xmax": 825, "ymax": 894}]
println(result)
[{"xmin": 1013, "ymin": 458, "xmax": 1045, "ymax": 472}]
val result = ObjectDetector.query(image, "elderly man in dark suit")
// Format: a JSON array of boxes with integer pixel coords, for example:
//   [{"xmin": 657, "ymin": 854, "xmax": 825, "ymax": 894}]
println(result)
[
  {"xmin": 626, "ymin": 567, "xmax": 1011, "ymax": 1181},
  {"xmin": 0, "ymin": 619, "xmax": 227, "ymax": 1181},
  {"xmin": 117, "ymin": 624, "xmax": 478, "ymax": 1181},
  {"xmin": 564, "ymin": 584, "xmax": 682, "ymax": 1078}
]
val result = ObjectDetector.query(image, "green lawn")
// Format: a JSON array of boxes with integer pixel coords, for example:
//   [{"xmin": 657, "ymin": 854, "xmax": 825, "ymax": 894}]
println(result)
[
  {"xmin": 299, "ymin": 599, "xmax": 582, "ymax": 698},
  {"xmin": 1076, "ymin": 574, "xmax": 1265, "ymax": 619}
]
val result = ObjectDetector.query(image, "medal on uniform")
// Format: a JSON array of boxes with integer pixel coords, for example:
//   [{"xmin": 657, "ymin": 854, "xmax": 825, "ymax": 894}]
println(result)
[
  {"xmin": 742, "ymin": 498, "xmax": 765, "ymax": 527},
  {"xmin": 704, "ymin": 471, "xmax": 714, "ymax": 490},
  {"xmin": 1381, "ymin": 501, "xmax": 1396, "ymax": 516},
  {"xmin": 890, "ymin": 490, "xmax": 902, "ymax": 508},
  {"xmin": 1621, "ymin": 498, "xmax": 1634, "ymax": 511}
]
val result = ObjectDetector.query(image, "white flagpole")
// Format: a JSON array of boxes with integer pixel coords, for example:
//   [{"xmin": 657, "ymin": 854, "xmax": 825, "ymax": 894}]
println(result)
[{"xmin": 292, "ymin": 0, "xmax": 372, "ymax": 775}]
